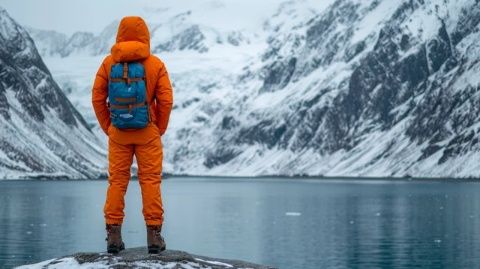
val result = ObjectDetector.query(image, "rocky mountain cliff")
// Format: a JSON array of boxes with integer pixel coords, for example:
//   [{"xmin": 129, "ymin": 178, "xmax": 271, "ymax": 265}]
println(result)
[{"xmin": 0, "ymin": 7, "xmax": 105, "ymax": 179}]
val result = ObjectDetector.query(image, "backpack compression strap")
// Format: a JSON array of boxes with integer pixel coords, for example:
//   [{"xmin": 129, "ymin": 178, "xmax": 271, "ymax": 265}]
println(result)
[
  {"xmin": 109, "ymin": 62, "xmax": 145, "ymax": 85},
  {"xmin": 110, "ymin": 102, "xmax": 149, "ymax": 113}
]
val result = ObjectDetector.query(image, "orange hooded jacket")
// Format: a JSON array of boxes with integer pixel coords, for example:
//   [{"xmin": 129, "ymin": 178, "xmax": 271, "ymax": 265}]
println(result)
[{"xmin": 92, "ymin": 16, "xmax": 173, "ymax": 144}]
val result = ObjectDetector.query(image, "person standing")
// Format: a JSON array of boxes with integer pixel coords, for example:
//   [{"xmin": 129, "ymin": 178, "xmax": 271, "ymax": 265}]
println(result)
[{"xmin": 92, "ymin": 16, "xmax": 173, "ymax": 254}]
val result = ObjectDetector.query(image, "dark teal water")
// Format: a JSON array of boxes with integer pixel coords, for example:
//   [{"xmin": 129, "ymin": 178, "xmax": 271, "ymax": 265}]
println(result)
[{"xmin": 1, "ymin": 178, "xmax": 480, "ymax": 268}]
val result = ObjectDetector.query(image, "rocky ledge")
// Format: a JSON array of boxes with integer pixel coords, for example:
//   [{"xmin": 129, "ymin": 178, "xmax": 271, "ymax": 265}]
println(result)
[{"xmin": 17, "ymin": 247, "xmax": 276, "ymax": 269}]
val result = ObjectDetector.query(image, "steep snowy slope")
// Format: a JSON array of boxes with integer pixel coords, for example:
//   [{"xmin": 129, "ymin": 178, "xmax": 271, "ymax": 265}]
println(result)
[
  {"xmin": 0, "ymin": 7, "xmax": 106, "ymax": 179},
  {"xmin": 27, "ymin": 0, "xmax": 480, "ymax": 178}
]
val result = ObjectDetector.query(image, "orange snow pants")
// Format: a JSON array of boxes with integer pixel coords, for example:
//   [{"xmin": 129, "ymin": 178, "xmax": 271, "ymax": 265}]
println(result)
[{"xmin": 104, "ymin": 123, "xmax": 164, "ymax": 226}]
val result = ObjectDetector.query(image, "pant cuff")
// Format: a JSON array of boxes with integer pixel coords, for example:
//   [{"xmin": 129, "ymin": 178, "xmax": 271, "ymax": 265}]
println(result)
[
  {"xmin": 145, "ymin": 220, "xmax": 163, "ymax": 226},
  {"xmin": 106, "ymin": 219, "xmax": 123, "ymax": 225}
]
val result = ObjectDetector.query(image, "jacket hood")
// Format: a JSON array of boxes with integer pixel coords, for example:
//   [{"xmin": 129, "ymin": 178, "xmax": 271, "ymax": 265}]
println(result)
[{"xmin": 111, "ymin": 16, "xmax": 150, "ymax": 62}]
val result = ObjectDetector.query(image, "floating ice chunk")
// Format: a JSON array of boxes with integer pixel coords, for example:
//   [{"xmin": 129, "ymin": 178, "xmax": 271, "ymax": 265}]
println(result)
[{"xmin": 285, "ymin": 212, "xmax": 302, "ymax": 216}]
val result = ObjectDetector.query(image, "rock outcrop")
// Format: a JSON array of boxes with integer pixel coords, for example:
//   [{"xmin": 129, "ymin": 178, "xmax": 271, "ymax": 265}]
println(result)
[{"xmin": 17, "ymin": 247, "xmax": 276, "ymax": 269}]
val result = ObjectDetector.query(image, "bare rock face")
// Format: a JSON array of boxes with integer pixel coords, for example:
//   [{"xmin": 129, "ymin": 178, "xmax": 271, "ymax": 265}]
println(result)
[{"xmin": 18, "ymin": 247, "xmax": 276, "ymax": 269}]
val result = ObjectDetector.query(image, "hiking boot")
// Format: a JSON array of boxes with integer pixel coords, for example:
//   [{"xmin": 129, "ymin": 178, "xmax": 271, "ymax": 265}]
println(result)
[
  {"xmin": 146, "ymin": 225, "xmax": 166, "ymax": 254},
  {"xmin": 106, "ymin": 224, "xmax": 125, "ymax": 254}
]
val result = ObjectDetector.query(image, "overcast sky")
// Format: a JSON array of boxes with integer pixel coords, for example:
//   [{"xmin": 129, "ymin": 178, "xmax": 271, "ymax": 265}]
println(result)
[
  {"xmin": 1, "ymin": 0, "xmax": 151, "ymax": 34},
  {"xmin": 0, "ymin": 0, "xmax": 285, "ymax": 35}
]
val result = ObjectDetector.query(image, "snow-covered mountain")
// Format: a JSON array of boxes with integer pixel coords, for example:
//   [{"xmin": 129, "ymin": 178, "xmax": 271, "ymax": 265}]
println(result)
[
  {"xmin": 0, "ymin": 7, "xmax": 106, "ymax": 179},
  {"xmin": 26, "ymin": 22, "xmax": 115, "ymax": 57},
  {"xmin": 27, "ymin": 6, "xmax": 253, "ymax": 58},
  {"xmin": 23, "ymin": 0, "xmax": 480, "ymax": 178},
  {"xmin": 240, "ymin": 0, "xmax": 480, "ymax": 177},
  {"xmin": 221, "ymin": 0, "xmax": 480, "ymax": 177}
]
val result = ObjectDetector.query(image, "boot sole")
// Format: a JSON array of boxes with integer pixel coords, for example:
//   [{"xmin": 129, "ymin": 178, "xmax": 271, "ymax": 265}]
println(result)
[
  {"xmin": 108, "ymin": 243, "xmax": 125, "ymax": 254},
  {"xmin": 148, "ymin": 245, "xmax": 166, "ymax": 254},
  {"xmin": 107, "ymin": 247, "xmax": 119, "ymax": 254}
]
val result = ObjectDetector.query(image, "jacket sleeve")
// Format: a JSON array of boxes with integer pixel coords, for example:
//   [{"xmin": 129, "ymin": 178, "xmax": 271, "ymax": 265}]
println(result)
[
  {"xmin": 92, "ymin": 60, "xmax": 111, "ymax": 135},
  {"xmin": 155, "ymin": 62, "xmax": 174, "ymax": 136}
]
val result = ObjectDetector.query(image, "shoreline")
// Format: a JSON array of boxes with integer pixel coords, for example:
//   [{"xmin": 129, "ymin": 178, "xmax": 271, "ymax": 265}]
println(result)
[{"xmin": 1, "ymin": 174, "xmax": 480, "ymax": 182}]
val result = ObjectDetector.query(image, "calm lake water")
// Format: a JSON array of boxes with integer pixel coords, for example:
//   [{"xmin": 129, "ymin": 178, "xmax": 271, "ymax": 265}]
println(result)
[{"xmin": 1, "ymin": 177, "xmax": 480, "ymax": 268}]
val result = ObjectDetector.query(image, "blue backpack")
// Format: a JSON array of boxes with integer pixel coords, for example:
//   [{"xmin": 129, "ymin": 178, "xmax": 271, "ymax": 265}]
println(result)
[{"xmin": 108, "ymin": 62, "xmax": 150, "ymax": 129}]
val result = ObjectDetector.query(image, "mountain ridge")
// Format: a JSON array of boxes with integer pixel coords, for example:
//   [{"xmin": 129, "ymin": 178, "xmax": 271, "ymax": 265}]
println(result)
[{"xmin": 13, "ymin": 0, "xmax": 480, "ymax": 178}]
